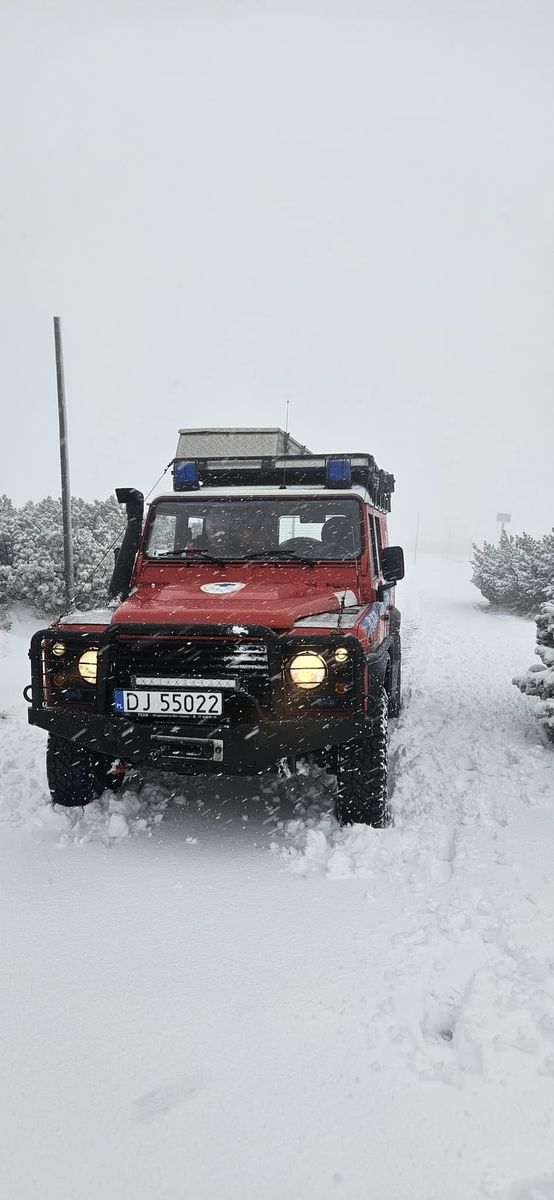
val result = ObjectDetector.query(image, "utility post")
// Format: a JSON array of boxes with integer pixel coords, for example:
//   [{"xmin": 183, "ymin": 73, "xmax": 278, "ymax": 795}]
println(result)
[
  {"xmin": 53, "ymin": 317, "xmax": 74, "ymax": 608},
  {"xmin": 413, "ymin": 509, "xmax": 420, "ymax": 564},
  {"xmin": 497, "ymin": 512, "xmax": 511, "ymax": 537}
]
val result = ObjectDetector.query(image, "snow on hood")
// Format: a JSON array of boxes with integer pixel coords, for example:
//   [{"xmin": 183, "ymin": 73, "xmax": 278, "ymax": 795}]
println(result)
[{"xmin": 61, "ymin": 606, "xmax": 120, "ymax": 626}]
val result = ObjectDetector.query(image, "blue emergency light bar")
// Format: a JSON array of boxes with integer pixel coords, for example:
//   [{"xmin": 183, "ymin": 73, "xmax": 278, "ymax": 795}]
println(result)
[
  {"xmin": 326, "ymin": 458, "xmax": 352, "ymax": 488},
  {"xmin": 173, "ymin": 460, "xmax": 199, "ymax": 490},
  {"xmin": 172, "ymin": 453, "xmax": 394, "ymax": 509}
]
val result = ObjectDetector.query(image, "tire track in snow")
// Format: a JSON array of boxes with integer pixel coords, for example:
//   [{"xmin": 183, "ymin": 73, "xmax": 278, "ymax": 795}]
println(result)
[
  {"xmin": 390, "ymin": 559, "xmax": 546, "ymax": 877},
  {"xmin": 374, "ymin": 562, "xmax": 554, "ymax": 1095},
  {"xmin": 276, "ymin": 560, "xmax": 554, "ymax": 1103}
]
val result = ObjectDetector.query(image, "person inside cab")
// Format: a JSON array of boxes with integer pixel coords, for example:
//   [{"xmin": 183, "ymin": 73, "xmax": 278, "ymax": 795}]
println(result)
[
  {"xmin": 192, "ymin": 506, "xmax": 234, "ymax": 554},
  {"xmin": 321, "ymin": 515, "xmax": 355, "ymax": 559}
]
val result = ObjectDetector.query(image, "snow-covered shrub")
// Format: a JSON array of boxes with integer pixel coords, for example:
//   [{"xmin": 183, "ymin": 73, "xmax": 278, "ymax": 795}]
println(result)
[
  {"xmin": 471, "ymin": 535, "xmax": 516, "ymax": 606},
  {"xmin": 513, "ymin": 602, "xmax": 554, "ymax": 741},
  {"xmin": 0, "ymin": 495, "xmax": 15, "ymax": 567},
  {"xmin": 0, "ymin": 495, "xmax": 17, "ymax": 610},
  {"xmin": 1, "ymin": 495, "xmax": 125, "ymax": 614},
  {"xmin": 472, "ymin": 529, "xmax": 554, "ymax": 614}
]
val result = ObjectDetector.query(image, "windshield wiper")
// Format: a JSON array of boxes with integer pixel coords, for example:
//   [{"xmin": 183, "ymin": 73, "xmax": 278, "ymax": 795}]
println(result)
[
  {"xmin": 149, "ymin": 548, "xmax": 315, "ymax": 565},
  {"xmin": 186, "ymin": 548, "xmax": 225, "ymax": 563},
  {"xmin": 242, "ymin": 549, "xmax": 315, "ymax": 563},
  {"xmin": 148, "ymin": 549, "xmax": 222, "ymax": 564}
]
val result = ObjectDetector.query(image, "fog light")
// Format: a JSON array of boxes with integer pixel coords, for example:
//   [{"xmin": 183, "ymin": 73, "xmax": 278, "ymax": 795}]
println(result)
[
  {"xmin": 53, "ymin": 674, "xmax": 66, "ymax": 687},
  {"xmin": 78, "ymin": 648, "xmax": 98, "ymax": 684},
  {"xmin": 289, "ymin": 652, "xmax": 327, "ymax": 689},
  {"xmin": 334, "ymin": 647, "xmax": 349, "ymax": 663},
  {"xmin": 52, "ymin": 642, "xmax": 66, "ymax": 657},
  {"xmin": 335, "ymin": 681, "xmax": 352, "ymax": 694}
]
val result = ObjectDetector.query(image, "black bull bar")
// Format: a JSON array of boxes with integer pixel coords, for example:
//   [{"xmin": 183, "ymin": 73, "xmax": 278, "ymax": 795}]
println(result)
[{"xmin": 27, "ymin": 622, "xmax": 367, "ymax": 773}]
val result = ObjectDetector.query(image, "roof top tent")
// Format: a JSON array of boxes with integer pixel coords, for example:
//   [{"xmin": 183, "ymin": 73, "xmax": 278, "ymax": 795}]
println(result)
[{"xmin": 176, "ymin": 428, "xmax": 311, "ymax": 459}]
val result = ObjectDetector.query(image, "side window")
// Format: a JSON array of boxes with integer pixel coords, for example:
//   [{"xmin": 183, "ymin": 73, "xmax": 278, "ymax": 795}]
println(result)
[
  {"xmin": 375, "ymin": 516, "xmax": 383, "ymax": 559},
  {"xmin": 278, "ymin": 516, "xmax": 320, "ymax": 543},
  {"xmin": 147, "ymin": 514, "xmax": 177, "ymax": 556},
  {"xmin": 174, "ymin": 514, "xmax": 202, "ymax": 553},
  {"xmin": 187, "ymin": 517, "xmax": 203, "ymax": 540},
  {"xmin": 369, "ymin": 514, "xmax": 379, "ymax": 577}
]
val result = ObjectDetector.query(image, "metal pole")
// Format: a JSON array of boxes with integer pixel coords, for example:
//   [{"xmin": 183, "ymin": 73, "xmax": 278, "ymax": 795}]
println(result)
[
  {"xmin": 53, "ymin": 317, "xmax": 74, "ymax": 607},
  {"xmin": 413, "ymin": 509, "xmax": 420, "ymax": 564},
  {"xmin": 446, "ymin": 520, "xmax": 452, "ymax": 558}
]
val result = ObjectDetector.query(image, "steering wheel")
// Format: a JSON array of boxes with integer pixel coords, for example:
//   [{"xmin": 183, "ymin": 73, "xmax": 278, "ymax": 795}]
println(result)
[{"xmin": 279, "ymin": 537, "xmax": 322, "ymax": 554}]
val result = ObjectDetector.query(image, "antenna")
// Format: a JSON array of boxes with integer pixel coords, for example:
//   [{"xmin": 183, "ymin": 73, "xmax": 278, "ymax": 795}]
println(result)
[{"xmin": 280, "ymin": 398, "xmax": 290, "ymax": 489}]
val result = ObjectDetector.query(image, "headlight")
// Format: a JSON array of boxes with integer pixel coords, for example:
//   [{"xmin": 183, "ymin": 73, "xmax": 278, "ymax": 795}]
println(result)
[
  {"xmin": 78, "ymin": 648, "xmax": 98, "ymax": 684},
  {"xmin": 289, "ymin": 652, "xmax": 327, "ymax": 689}
]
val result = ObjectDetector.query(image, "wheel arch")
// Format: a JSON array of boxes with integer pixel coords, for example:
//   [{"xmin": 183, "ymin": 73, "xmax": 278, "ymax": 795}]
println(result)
[{"xmin": 366, "ymin": 641, "xmax": 391, "ymax": 712}]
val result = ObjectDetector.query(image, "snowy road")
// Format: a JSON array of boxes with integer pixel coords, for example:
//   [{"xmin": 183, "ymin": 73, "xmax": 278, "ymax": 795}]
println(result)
[{"xmin": 1, "ymin": 559, "xmax": 554, "ymax": 1200}]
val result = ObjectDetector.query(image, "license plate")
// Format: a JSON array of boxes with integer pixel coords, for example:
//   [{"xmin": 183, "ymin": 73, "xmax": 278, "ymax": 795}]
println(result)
[{"xmin": 113, "ymin": 689, "xmax": 222, "ymax": 716}]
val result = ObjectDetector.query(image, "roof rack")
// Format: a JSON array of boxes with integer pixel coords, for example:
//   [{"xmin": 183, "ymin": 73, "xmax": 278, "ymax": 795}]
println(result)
[
  {"xmin": 172, "ymin": 454, "xmax": 395, "ymax": 511},
  {"xmin": 175, "ymin": 428, "xmax": 310, "ymax": 458}
]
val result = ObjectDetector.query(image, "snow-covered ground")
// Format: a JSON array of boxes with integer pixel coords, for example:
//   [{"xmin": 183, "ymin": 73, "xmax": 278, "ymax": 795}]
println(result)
[{"xmin": 1, "ymin": 558, "xmax": 554, "ymax": 1200}]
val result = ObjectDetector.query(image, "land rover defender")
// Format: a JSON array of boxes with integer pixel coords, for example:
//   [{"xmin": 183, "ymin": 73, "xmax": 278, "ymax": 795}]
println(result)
[{"xmin": 27, "ymin": 429, "xmax": 404, "ymax": 825}]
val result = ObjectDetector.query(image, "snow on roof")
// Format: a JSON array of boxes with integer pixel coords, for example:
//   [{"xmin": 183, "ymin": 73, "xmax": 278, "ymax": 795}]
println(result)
[{"xmin": 150, "ymin": 485, "xmax": 373, "ymax": 503}]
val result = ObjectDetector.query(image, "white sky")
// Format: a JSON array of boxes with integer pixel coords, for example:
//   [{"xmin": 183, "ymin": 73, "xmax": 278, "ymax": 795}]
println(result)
[{"xmin": 1, "ymin": 0, "xmax": 553, "ymax": 553}]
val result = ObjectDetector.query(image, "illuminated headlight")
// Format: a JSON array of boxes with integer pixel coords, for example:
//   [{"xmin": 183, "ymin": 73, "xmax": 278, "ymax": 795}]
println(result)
[
  {"xmin": 78, "ymin": 648, "xmax": 98, "ymax": 684},
  {"xmin": 289, "ymin": 652, "xmax": 327, "ymax": 689},
  {"xmin": 52, "ymin": 642, "xmax": 66, "ymax": 657},
  {"xmin": 334, "ymin": 647, "xmax": 349, "ymax": 663}
]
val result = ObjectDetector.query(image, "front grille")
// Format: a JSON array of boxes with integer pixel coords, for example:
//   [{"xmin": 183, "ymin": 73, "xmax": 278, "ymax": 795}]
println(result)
[{"xmin": 114, "ymin": 636, "xmax": 271, "ymax": 700}]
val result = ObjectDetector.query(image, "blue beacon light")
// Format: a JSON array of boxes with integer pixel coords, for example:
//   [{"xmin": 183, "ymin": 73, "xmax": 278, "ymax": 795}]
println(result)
[
  {"xmin": 326, "ymin": 458, "xmax": 352, "ymax": 488},
  {"xmin": 174, "ymin": 460, "xmax": 199, "ymax": 490}
]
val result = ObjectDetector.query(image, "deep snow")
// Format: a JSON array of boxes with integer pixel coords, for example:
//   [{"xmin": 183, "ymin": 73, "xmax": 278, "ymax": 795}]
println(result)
[{"xmin": 1, "ymin": 558, "xmax": 553, "ymax": 1200}]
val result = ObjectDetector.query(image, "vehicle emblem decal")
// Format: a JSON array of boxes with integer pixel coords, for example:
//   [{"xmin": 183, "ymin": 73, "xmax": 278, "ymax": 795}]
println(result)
[{"xmin": 200, "ymin": 582, "xmax": 246, "ymax": 595}]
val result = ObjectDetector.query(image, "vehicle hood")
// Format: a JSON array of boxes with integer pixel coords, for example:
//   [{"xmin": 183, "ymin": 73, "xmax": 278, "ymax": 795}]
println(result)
[{"xmin": 112, "ymin": 575, "xmax": 359, "ymax": 631}]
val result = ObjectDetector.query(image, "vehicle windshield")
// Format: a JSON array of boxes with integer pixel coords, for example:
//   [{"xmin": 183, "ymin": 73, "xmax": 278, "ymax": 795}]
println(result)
[{"xmin": 145, "ymin": 497, "xmax": 364, "ymax": 562}]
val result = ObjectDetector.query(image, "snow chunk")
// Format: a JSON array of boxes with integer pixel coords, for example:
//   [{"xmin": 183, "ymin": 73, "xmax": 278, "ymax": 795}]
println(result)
[
  {"xmin": 107, "ymin": 812, "xmax": 129, "ymax": 840},
  {"xmin": 58, "ymin": 786, "xmax": 169, "ymax": 846},
  {"xmin": 278, "ymin": 809, "xmax": 381, "ymax": 877},
  {"xmin": 60, "ymin": 607, "xmax": 117, "ymax": 626}
]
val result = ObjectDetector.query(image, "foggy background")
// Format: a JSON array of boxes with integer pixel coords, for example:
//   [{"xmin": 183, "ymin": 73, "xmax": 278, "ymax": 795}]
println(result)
[{"xmin": 1, "ymin": 0, "xmax": 553, "ymax": 557}]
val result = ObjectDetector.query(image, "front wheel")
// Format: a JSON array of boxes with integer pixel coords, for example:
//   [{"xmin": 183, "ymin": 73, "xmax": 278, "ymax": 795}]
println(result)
[
  {"xmin": 335, "ymin": 686, "xmax": 390, "ymax": 826},
  {"xmin": 46, "ymin": 734, "xmax": 124, "ymax": 807}
]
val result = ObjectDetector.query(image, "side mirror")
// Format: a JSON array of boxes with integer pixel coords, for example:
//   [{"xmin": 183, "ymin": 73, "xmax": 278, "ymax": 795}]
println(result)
[{"xmin": 381, "ymin": 545, "xmax": 405, "ymax": 583}]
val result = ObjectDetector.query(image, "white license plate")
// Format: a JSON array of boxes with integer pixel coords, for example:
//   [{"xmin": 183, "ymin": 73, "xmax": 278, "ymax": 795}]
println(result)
[{"xmin": 114, "ymin": 689, "xmax": 222, "ymax": 716}]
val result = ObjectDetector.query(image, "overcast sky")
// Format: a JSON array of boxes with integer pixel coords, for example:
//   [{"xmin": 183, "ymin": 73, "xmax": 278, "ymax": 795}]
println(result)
[{"xmin": 1, "ymin": 0, "xmax": 553, "ymax": 554}]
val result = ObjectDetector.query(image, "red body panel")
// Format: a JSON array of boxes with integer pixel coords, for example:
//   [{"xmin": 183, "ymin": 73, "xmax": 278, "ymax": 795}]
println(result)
[{"xmin": 115, "ymin": 561, "xmax": 372, "ymax": 631}]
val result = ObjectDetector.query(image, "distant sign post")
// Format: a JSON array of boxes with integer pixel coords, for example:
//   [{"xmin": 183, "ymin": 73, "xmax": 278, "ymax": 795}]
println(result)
[
  {"xmin": 54, "ymin": 317, "xmax": 74, "ymax": 608},
  {"xmin": 497, "ymin": 512, "xmax": 511, "ymax": 534}
]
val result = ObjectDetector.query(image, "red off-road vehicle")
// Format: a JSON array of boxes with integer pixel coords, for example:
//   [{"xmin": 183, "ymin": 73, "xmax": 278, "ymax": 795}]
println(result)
[{"xmin": 27, "ymin": 429, "xmax": 404, "ymax": 825}]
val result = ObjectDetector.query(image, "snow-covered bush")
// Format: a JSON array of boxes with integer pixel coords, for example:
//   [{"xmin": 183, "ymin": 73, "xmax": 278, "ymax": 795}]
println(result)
[
  {"xmin": 472, "ymin": 529, "xmax": 554, "ymax": 614},
  {"xmin": 0, "ymin": 494, "xmax": 125, "ymax": 614},
  {"xmin": 0, "ymin": 495, "xmax": 15, "ymax": 566},
  {"xmin": 513, "ymin": 602, "xmax": 554, "ymax": 741}
]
